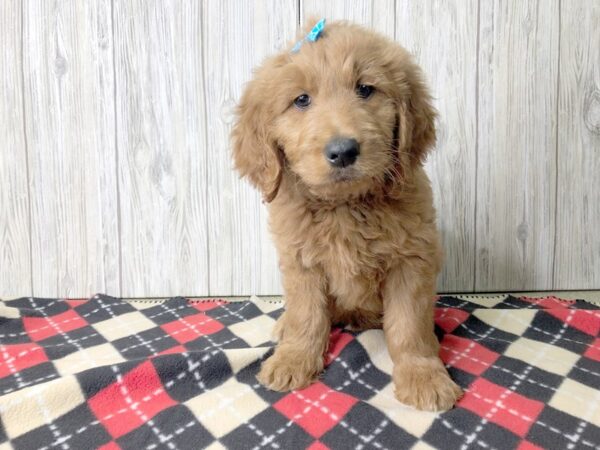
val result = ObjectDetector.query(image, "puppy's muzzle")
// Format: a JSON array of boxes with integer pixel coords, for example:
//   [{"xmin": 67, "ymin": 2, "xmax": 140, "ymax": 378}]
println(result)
[{"xmin": 324, "ymin": 137, "xmax": 360, "ymax": 168}]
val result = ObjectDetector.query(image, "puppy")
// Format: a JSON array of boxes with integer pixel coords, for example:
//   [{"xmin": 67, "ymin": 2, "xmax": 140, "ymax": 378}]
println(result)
[{"xmin": 231, "ymin": 19, "xmax": 462, "ymax": 411}]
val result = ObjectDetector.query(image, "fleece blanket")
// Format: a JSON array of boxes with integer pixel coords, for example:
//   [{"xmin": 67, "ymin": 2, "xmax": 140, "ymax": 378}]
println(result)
[{"xmin": 0, "ymin": 294, "xmax": 598, "ymax": 450}]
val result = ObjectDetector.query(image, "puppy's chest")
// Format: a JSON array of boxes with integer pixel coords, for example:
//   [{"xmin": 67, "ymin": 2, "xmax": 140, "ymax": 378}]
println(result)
[{"xmin": 300, "ymin": 205, "xmax": 400, "ymax": 274}]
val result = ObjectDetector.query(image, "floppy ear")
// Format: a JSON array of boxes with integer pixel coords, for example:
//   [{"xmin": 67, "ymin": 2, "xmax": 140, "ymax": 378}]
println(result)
[
  {"xmin": 394, "ymin": 57, "xmax": 437, "ymax": 166},
  {"xmin": 231, "ymin": 76, "xmax": 283, "ymax": 203},
  {"xmin": 406, "ymin": 75, "xmax": 437, "ymax": 164}
]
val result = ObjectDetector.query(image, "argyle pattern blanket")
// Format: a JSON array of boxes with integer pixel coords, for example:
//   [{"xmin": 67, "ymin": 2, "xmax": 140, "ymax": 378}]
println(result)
[{"xmin": 0, "ymin": 294, "xmax": 599, "ymax": 450}]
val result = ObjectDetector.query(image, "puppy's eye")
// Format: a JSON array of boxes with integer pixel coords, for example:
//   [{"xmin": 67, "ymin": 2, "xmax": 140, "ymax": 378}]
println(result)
[
  {"xmin": 356, "ymin": 84, "xmax": 375, "ymax": 99},
  {"xmin": 293, "ymin": 94, "xmax": 311, "ymax": 109}
]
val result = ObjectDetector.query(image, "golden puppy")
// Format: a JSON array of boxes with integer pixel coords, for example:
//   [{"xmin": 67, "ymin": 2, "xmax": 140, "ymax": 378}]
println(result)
[{"xmin": 231, "ymin": 19, "xmax": 462, "ymax": 411}]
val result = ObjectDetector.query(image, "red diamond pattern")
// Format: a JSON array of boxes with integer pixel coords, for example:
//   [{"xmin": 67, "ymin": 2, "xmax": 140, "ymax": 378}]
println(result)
[
  {"xmin": 88, "ymin": 361, "xmax": 176, "ymax": 438},
  {"xmin": 440, "ymin": 334, "xmax": 500, "ymax": 375},
  {"xmin": 274, "ymin": 381, "xmax": 357, "ymax": 438},
  {"xmin": 0, "ymin": 343, "xmax": 49, "ymax": 377},
  {"xmin": 161, "ymin": 312, "xmax": 224, "ymax": 344},
  {"xmin": 435, "ymin": 307, "xmax": 470, "ymax": 333},
  {"xmin": 23, "ymin": 309, "xmax": 87, "ymax": 341},
  {"xmin": 459, "ymin": 378, "xmax": 544, "ymax": 437}
]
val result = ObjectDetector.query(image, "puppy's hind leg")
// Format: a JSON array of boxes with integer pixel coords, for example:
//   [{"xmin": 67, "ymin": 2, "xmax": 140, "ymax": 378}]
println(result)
[
  {"xmin": 329, "ymin": 275, "xmax": 383, "ymax": 331},
  {"xmin": 331, "ymin": 303, "xmax": 383, "ymax": 331}
]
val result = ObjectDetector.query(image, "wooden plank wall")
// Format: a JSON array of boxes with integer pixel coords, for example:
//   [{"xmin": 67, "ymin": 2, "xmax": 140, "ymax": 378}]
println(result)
[
  {"xmin": 0, "ymin": 1, "xmax": 31, "ymax": 296},
  {"xmin": 23, "ymin": 1, "xmax": 119, "ymax": 297},
  {"xmin": 1, "ymin": 0, "xmax": 598, "ymax": 298},
  {"xmin": 555, "ymin": 1, "xmax": 600, "ymax": 289},
  {"xmin": 114, "ymin": 1, "xmax": 210, "ymax": 296},
  {"xmin": 476, "ymin": 0, "xmax": 559, "ymax": 291}
]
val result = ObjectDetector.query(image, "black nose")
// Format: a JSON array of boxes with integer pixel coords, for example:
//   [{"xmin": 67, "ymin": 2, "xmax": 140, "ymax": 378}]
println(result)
[{"xmin": 324, "ymin": 137, "xmax": 360, "ymax": 168}]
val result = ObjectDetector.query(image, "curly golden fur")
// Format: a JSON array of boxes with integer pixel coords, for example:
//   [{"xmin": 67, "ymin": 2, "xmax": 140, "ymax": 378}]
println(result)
[{"xmin": 232, "ymin": 19, "xmax": 462, "ymax": 411}]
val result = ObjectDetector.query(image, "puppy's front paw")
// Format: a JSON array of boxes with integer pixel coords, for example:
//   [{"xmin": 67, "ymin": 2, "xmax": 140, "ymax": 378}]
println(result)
[
  {"xmin": 393, "ymin": 357, "xmax": 462, "ymax": 411},
  {"xmin": 257, "ymin": 348, "xmax": 323, "ymax": 391}
]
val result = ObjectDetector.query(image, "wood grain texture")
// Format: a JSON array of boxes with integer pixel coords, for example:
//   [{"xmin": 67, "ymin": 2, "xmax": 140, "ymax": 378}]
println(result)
[
  {"xmin": 23, "ymin": 0, "xmax": 119, "ymax": 297},
  {"xmin": 0, "ymin": 1, "xmax": 32, "ymax": 298},
  {"xmin": 2, "ymin": 2, "xmax": 598, "ymax": 296},
  {"xmin": 301, "ymin": 0, "xmax": 395, "ymax": 38},
  {"xmin": 554, "ymin": 1, "xmax": 600, "ymax": 289},
  {"xmin": 205, "ymin": 1, "xmax": 298, "ymax": 295},
  {"xmin": 114, "ymin": 1, "xmax": 209, "ymax": 297},
  {"xmin": 396, "ymin": 0, "xmax": 478, "ymax": 292},
  {"xmin": 476, "ymin": 0, "xmax": 559, "ymax": 291}
]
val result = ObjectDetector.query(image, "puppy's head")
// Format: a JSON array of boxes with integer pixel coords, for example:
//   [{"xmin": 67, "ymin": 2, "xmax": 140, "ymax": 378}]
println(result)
[{"xmin": 232, "ymin": 20, "xmax": 436, "ymax": 202}]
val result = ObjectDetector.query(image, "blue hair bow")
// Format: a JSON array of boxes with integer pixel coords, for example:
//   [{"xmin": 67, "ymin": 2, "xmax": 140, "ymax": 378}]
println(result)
[{"xmin": 291, "ymin": 18, "xmax": 326, "ymax": 53}]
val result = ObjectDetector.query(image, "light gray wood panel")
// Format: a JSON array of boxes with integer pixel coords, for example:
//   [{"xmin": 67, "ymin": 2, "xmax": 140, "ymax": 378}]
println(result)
[
  {"xmin": 301, "ymin": 0, "xmax": 395, "ymax": 38},
  {"xmin": 0, "ymin": 1, "xmax": 32, "ymax": 299},
  {"xmin": 4, "ymin": 3, "xmax": 597, "ymax": 296},
  {"xmin": 554, "ymin": 1, "xmax": 600, "ymax": 289},
  {"xmin": 476, "ymin": 0, "xmax": 559, "ymax": 291},
  {"xmin": 396, "ymin": 0, "xmax": 478, "ymax": 292},
  {"xmin": 205, "ymin": 1, "xmax": 298, "ymax": 296},
  {"xmin": 114, "ymin": 1, "xmax": 209, "ymax": 297},
  {"xmin": 23, "ymin": 0, "xmax": 119, "ymax": 297}
]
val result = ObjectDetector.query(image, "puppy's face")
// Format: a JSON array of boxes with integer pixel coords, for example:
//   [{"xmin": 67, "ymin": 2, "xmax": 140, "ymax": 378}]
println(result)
[
  {"xmin": 232, "ymin": 21, "xmax": 436, "ymax": 201},
  {"xmin": 271, "ymin": 40, "xmax": 398, "ymax": 198}
]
